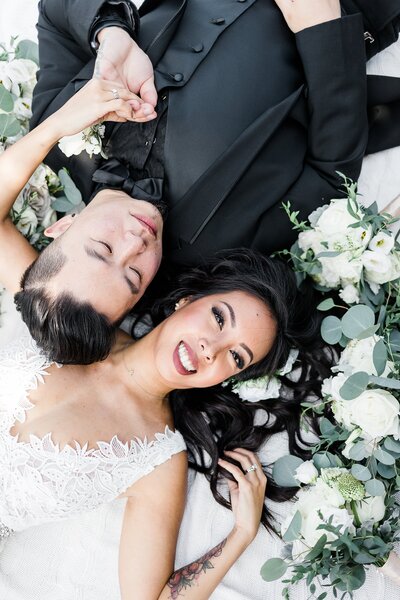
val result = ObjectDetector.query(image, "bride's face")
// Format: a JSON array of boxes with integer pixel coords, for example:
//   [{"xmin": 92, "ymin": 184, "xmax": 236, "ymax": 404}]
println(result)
[{"xmin": 152, "ymin": 290, "xmax": 276, "ymax": 390}]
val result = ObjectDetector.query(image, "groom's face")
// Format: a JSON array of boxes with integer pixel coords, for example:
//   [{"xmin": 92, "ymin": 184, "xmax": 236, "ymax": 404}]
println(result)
[{"xmin": 44, "ymin": 189, "xmax": 163, "ymax": 320}]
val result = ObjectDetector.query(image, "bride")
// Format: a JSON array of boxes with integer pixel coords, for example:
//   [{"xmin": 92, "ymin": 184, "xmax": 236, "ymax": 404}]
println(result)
[{"xmin": 0, "ymin": 82, "xmax": 325, "ymax": 598}]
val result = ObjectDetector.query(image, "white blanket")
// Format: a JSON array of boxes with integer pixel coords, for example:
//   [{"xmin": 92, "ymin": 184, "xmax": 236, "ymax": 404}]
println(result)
[{"xmin": 0, "ymin": 2, "xmax": 399, "ymax": 599}]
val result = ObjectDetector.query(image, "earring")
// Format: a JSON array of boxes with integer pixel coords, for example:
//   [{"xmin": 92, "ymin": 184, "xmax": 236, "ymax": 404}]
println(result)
[{"xmin": 174, "ymin": 302, "xmax": 179, "ymax": 311}]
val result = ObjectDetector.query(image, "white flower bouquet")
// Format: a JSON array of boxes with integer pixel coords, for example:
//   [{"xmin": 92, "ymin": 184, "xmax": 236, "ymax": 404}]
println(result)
[
  {"xmin": 261, "ymin": 180, "xmax": 400, "ymax": 597},
  {"xmin": 0, "ymin": 38, "xmax": 83, "ymax": 251}
]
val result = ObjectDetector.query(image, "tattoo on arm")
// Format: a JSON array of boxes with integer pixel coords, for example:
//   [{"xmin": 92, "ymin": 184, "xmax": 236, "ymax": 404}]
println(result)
[
  {"xmin": 167, "ymin": 538, "xmax": 227, "ymax": 599},
  {"xmin": 94, "ymin": 39, "xmax": 107, "ymax": 78}
]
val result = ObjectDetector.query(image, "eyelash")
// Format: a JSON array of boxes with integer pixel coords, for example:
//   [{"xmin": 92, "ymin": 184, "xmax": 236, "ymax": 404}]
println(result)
[
  {"xmin": 212, "ymin": 306, "xmax": 244, "ymax": 370},
  {"xmin": 98, "ymin": 240, "xmax": 112, "ymax": 253}
]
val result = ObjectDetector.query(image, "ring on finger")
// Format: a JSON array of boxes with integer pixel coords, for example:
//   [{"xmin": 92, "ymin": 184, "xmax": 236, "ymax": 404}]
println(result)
[
  {"xmin": 111, "ymin": 88, "xmax": 120, "ymax": 100},
  {"xmin": 245, "ymin": 464, "xmax": 258, "ymax": 474}
]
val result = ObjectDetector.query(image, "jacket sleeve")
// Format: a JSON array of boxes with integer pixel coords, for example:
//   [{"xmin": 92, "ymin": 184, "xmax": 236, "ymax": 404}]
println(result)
[{"xmin": 253, "ymin": 14, "xmax": 369, "ymax": 252}]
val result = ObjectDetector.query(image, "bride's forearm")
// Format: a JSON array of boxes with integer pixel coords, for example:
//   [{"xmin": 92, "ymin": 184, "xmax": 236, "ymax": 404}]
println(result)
[
  {"xmin": 158, "ymin": 528, "xmax": 252, "ymax": 600},
  {"xmin": 0, "ymin": 115, "xmax": 62, "ymax": 221}
]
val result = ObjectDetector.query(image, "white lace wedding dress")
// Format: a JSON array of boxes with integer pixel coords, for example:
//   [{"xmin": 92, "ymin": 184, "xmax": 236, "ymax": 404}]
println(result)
[{"xmin": 0, "ymin": 332, "xmax": 186, "ymax": 537}]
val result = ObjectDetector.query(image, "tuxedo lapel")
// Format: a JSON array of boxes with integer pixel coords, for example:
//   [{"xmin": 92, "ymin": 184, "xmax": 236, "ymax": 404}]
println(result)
[
  {"xmin": 167, "ymin": 86, "xmax": 305, "ymax": 246},
  {"xmin": 138, "ymin": 0, "xmax": 187, "ymax": 65}
]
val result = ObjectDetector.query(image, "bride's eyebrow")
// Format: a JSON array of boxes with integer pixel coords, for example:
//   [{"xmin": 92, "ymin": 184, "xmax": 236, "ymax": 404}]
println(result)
[
  {"xmin": 221, "ymin": 301, "xmax": 236, "ymax": 327},
  {"xmin": 240, "ymin": 343, "xmax": 253, "ymax": 363}
]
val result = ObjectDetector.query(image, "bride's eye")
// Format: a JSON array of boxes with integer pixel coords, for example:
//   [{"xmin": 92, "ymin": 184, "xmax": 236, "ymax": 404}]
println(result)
[
  {"xmin": 230, "ymin": 350, "xmax": 244, "ymax": 370},
  {"xmin": 212, "ymin": 306, "xmax": 224, "ymax": 330}
]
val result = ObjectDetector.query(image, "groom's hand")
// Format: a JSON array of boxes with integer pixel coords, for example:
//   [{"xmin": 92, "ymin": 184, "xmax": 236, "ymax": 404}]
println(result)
[
  {"xmin": 274, "ymin": 0, "xmax": 341, "ymax": 33},
  {"xmin": 94, "ymin": 27, "xmax": 158, "ymax": 122}
]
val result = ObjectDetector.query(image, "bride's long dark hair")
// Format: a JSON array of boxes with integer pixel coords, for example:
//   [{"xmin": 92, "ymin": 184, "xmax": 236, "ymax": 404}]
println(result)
[{"xmin": 142, "ymin": 249, "xmax": 331, "ymax": 531}]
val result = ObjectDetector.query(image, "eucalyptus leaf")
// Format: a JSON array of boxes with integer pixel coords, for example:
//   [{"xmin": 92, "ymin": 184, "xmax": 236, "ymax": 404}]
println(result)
[
  {"xmin": 341, "ymin": 305, "xmax": 375, "ymax": 338},
  {"xmin": 365, "ymin": 479, "xmax": 386, "ymax": 497},
  {"xmin": 356, "ymin": 324, "xmax": 380, "ymax": 340},
  {"xmin": 0, "ymin": 83, "xmax": 14, "ymax": 113},
  {"xmin": 332, "ymin": 565, "xmax": 366, "ymax": 592},
  {"xmin": 321, "ymin": 316, "xmax": 342, "ymax": 344},
  {"xmin": 272, "ymin": 455, "xmax": 303, "ymax": 487},
  {"xmin": 15, "ymin": 39, "xmax": 39, "ymax": 64},
  {"xmin": 350, "ymin": 464, "xmax": 371, "ymax": 482},
  {"xmin": 373, "ymin": 447, "xmax": 395, "ymax": 466},
  {"xmin": 51, "ymin": 196, "xmax": 75, "ymax": 213},
  {"xmin": 282, "ymin": 510, "xmax": 302, "ymax": 542},
  {"xmin": 317, "ymin": 298, "xmax": 336, "ymax": 312},
  {"xmin": 315, "ymin": 251, "xmax": 342, "ymax": 258},
  {"xmin": 339, "ymin": 372, "xmax": 369, "ymax": 400},
  {"xmin": 348, "ymin": 441, "xmax": 367, "ymax": 461},
  {"xmin": 369, "ymin": 375, "xmax": 400, "ymax": 390},
  {"xmin": 383, "ymin": 437, "xmax": 400, "ymax": 453},
  {"xmin": 58, "ymin": 169, "xmax": 82, "ymax": 206},
  {"xmin": 372, "ymin": 339, "xmax": 387, "ymax": 376},
  {"xmin": 305, "ymin": 534, "xmax": 327, "ymax": 562},
  {"xmin": 376, "ymin": 462, "xmax": 396, "ymax": 479},
  {"xmin": 0, "ymin": 114, "xmax": 21, "ymax": 138},
  {"xmin": 319, "ymin": 417, "xmax": 336, "ymax": 436},
  {"xmin": 389, "ymin": 330, "xmax": 400, "ymax": 354},
  {"xmin": 313, "ymin": 452, "xmax": 337, "ymax": 470},
  {"xmin": 260, "ymin": 558, "xmax": 288, "ymax": 582}
]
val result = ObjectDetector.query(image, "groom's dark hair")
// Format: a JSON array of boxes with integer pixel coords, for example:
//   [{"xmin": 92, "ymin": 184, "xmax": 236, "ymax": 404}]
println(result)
[{"xmin": 14, "ymin": 240, "xmax": 117, "ymax": 364}]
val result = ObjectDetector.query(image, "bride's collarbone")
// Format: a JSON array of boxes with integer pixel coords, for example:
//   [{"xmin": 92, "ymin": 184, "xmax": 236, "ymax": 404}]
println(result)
[{"xmin": 11, "ymin": 361, "xmax": 171, "ymax": 451}]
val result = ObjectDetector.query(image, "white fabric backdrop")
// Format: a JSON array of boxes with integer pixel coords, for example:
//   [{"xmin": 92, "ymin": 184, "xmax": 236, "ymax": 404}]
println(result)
[{"xmin": 0, "ymin": 3, "xmax": 399, "ymax": 600}]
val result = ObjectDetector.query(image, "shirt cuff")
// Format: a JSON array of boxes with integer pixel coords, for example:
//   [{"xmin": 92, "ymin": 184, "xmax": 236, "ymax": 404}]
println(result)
[{"xmin": 89, "ymin": 0, "xmax": 140, "ymax": 54}]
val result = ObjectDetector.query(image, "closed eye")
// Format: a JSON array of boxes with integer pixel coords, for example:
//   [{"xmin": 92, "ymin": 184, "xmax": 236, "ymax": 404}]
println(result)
[
  {"xmin": 129, "ymin": 266, "xmax": 142, "ymax": 284},
  {"xmin": 92, "ymin": 239, "xmax": 112, "ymax": 253}
]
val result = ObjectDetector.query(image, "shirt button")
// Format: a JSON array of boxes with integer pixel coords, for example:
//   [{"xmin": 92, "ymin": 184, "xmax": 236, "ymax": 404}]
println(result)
[
  {"xmin": 170, "ymin": 73, "xmax": 184, "ymax": 82},
  {"xmin": 210, "ymin": 18, "xmax": 225, "ymax": 25},
  {"xmin": 191, "ymin": 43, "xmax": 204, "ymax": 53}
]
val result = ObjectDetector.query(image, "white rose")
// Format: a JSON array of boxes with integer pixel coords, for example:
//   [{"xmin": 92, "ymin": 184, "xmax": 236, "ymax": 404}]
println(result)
[
  {"xmin": 301, "ymin": 504, "xmax": 354, "ymax": 547},
  {"xmin": 14, "ymin": 205, "xmax": 38, "ymax": 236},
  {"xmin": 231, "ymin": 375, "xmax": 281, "ymax": 402},
  {"xmin": 363, "ymin": 250, "xmax": 400, "ymax": 285},
  {"xmin": 316, "ymin": 199, "xmax": 360, "ymax": 235},
  {"xmin": 13, "ymin": 97, "xmax": 32, "ymax": 120},
  {"xmin": 369, "ymin": 232, "xmax": 394, "ymax": 255},
  {"xmin": 308, "ymin": 204, "xmax": 329, "ymax": 227},
  {"xmin": 4, "ymin": 58, "xmax": 37, "ymax": 85},
  {"xmin": 350, "ymin": 389, "xmax": 399, "ymax": 439},
  {"xmin": 334, "ymin": 335, "xmax": 394, "ymax": 377},
  {"xmin": 355, "ymin": 494, "xmax": 386, "ymax": 524},
  {"xmin": 298, "ymin": 230, "xmax": 324, "ymax": 255},
  {"xmin": 322, "ymin": 374, "xmax": 347, "ymax": 403},
  {"xmin": 318, "ymin": 253, "xmax": 363, "ymax": 289},
  {"xmin": 295, "ymin": 460, "xmax": 318, "ymax": 485},
  {"xmin": 58, "ymin": 132, "xmax": 87, "ymax": 157},
  {"xmin": 339, "ymin": 284, "xmax": 359, "ymax": 305}
]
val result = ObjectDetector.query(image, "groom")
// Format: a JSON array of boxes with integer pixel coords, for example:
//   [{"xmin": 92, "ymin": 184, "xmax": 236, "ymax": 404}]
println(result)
[{"xmin": 14, "ymin": 0, "xmax": 400, "ymax": 363}]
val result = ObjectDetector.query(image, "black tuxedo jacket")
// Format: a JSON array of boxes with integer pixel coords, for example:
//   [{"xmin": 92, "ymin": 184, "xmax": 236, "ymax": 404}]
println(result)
[{"xmin": 31, "ymin": 0, "xmax": 400, "ymax": 267}]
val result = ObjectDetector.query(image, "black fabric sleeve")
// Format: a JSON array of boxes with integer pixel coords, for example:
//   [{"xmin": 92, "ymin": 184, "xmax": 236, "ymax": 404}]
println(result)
[
  {"xmin": 252, "ymin": 14, "xmax": 369, "ymax": 252},
  {"xmin": 89, "ymin": 0, "xmax": 140, "ymax": 54}
]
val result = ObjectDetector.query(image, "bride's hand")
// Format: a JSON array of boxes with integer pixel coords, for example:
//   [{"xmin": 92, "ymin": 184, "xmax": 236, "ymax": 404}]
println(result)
[
  {"xmin": 218, "ymin": 448, "xmax": 267, "ymax": 544},
  {"xmin": 50, "ymin": 78, "xmax": 150, "ymax": 139}
]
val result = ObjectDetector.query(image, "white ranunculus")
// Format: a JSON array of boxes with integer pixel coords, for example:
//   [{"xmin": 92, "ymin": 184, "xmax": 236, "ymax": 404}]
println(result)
[
  {"xmin": 231, "ymin": 375, "xmax": 281, "ymax": 402},
  {"xmin": 350, "ymin": 389, "xmax": 399, "ymax": 439},
  {"xmin": 278, "ymin": 349, "xmax": 299, "ymax": 376},
  {"xmin": 355, "ymin": 494, "xmax": 386, "ymax": 524},
  {"xmin": 316, "ymin": 199, "xmax": 360, "ymax": 236},
  {"xmin": 295, "ymin": 460, "xmax": 318, "ymax": 485},
  {"xmin": 339, "ymin": 284, "xmax": 359, "ymax": 305},
  {"xmin": 363, "ymin": 250, "xmax": 400, "ymax": 285},
  {"xmin": 369, "ymin": 232, "xmax": 394, "ymax": 255},
  {"xmin": 334, "ymin": 335, "xmax": 394, "ymax": 377},
  {"xmin": 58, "ymin": 132, "xmax": 87, "ymax": 157},
  {"xmin": 318, "ymin": 253, "xmax": 363, "ymax": 289}
]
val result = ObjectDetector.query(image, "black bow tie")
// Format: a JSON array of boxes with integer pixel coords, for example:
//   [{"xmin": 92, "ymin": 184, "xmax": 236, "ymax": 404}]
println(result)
[{"xmin": 92, "ymin": 158, "xmax": 164, "ymax": 203}]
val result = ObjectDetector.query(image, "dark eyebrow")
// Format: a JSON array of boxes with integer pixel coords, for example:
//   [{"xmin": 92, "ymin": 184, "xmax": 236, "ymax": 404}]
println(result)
[
  {"xmin": 84, "ymin": 246, "xmax": 139, "ymax": 295},
  {"xmin": 221, "ymin": 301, "xmax": 236, "ymax": 327},
  {"xmin": 240, "ymin": 343, "xmax": 254, "ymax": 364}
]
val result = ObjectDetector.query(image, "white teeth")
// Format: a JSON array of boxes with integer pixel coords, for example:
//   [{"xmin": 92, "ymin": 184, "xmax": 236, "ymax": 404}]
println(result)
[{"xmin": 178, "ymin": 342, "xmax": 196, "ymax": 372}]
